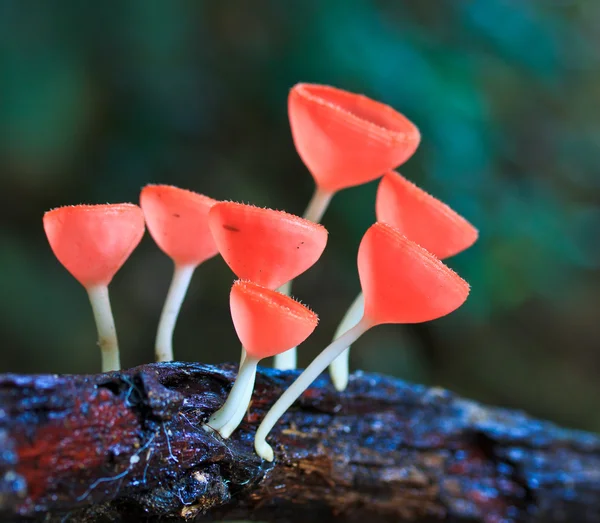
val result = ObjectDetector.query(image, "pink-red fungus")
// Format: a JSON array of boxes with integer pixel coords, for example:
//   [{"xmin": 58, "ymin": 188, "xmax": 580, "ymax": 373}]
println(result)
[
  {"xmin": 289, "ymin": 83, "xmax": 421, "ymax": 195},
  {"xmin": 43, "ymin": 203, "xmax": 145, "ymax": 371},
  {"xmin": 140, "ymin": 184, "xmax": 219, "ymax": 362},
  {"xmin": 376, "ymin": 171, "xmax": 479, "ymax": 259},
  {"xmin": 208, "ymin": 202, "xmax": 328, "ymax": 291},
  {"xmin": 206, "ymin": 280, "xmax": 318, "ymax": 438},
  {"xmin": 37, "ymin": 83, "xmax": 477, "ymax": 468},
  {"xmin": 358, "ymin": 223, "xmax": 469, "ymax": 325},
  {"xmin": 254, "ymin": 222, "xmax": 469, "ymax": 461},
  {"xmin": 230, "ymin": 280, "xmax": 319, "ymax": 358}
]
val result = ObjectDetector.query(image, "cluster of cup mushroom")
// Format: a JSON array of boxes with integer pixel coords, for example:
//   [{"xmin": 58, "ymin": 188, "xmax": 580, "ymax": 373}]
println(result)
[{"xmin": 43, "ymin": 83, "xmax": 477, "ymax": 462}]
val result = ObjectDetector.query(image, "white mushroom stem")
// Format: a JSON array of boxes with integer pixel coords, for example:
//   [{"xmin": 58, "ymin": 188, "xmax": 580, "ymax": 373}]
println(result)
[
  {"xmin": 303, "ymin": 186, "xmax": 334, "ymax": 224},
  {"xmin": 272, "ymin": 186, "xmax": 333, "ymax": 371},
  {"xmin": 221, "ymin": 348, "xmax": 255, "ymax": 436},
  {"xmin": 87, "ymin": 284, "xmax": 120, "ymax": 372},
  {"xmin": 155, "ymin": 263, "xmax": 196, "ymax": 362},
  {"xmin": 272, "ymin": 348, "xmax": 296, "ymax": 370},
  {"xmin": 255, "ymin": 317, "xmax": 372, "ymax": 462},
  {"xmin": 329, "ymin": 291, "xmax": 365, "ymax": 391},
  {"xmin": 209, "ymin": 348, "xmax": 252, "ymax": 434},
  {"xmin": 207, "ymin": 356, "xmax": 259, "ymax": 435},
  {"xmin": 219, "ymin": 364, "xmax": 258, "ymax": 438},
  {"xmin": 271, "ymin": 281, "xmax": 296, "ymax": 370}
]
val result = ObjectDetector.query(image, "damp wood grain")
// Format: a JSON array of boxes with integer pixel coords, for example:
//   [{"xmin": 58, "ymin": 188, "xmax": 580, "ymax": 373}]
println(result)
[{"xmin": 1, "ymin": 362, "xmax": 599, "ymax": 522}]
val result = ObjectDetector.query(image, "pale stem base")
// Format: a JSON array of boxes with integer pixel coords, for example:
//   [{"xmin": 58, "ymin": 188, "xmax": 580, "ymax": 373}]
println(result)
[
  {"xmin": 255, "ymin": 317, "xmax": 372, "ymax": 461},
  {"xmin": 87, "ymin": 285, "xmax": 120, "ymax": 372},
  {"xmin": 234, "ymin": 346, "xmax": 255, "ymax": 435},
  {"xmin": 206, "ymin": 356, "xmax": 259, "ymax": 436},
  {"xmin": 272, "ymin": 186, "xmax": 333, "ymax": 371},
  {"xmin": 329, "ymin": 291, "xmax": 365, "ymax": 391},
  {"xmin": 155, "ymin": 263, "xmax": 196, "ymax": 362},
  {"xmin": 219, "ymin": 361, "xmax": 258, "ymax": 438}
]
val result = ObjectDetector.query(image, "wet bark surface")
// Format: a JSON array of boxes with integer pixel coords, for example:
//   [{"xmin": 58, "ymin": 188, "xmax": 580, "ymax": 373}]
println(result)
[{"xmin": 1, "ymin": 362, "xmax": 599, "ymax": 522}]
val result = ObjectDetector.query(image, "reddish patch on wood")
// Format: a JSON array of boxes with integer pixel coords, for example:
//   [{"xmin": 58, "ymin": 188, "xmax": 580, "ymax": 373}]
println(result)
[{"xmin": 15, "ymin": 387, "xmax": 139, "ymax": 501}]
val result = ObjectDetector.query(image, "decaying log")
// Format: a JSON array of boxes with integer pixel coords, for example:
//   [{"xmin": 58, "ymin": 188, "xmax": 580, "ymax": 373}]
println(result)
[{"xmin": 0, "ymin": 362, "xmax": 599, "ymax": 522}]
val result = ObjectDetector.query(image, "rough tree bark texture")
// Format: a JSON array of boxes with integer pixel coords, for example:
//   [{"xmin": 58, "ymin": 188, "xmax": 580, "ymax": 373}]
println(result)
[{"xmin": 1, "ymin": 362, "xmax": 599, "ymax": 522}]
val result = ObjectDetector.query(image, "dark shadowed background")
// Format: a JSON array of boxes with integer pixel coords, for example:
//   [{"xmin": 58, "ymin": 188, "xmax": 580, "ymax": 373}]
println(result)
[{"xmin": 1, "ymin": 1, "xmax": 599, "ymax": 433}]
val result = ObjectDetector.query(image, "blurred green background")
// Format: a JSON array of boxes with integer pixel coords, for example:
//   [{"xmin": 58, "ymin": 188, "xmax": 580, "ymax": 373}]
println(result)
[{"xmin": 1, "ymin": 1, "xmax": 599, "ymax": 433}]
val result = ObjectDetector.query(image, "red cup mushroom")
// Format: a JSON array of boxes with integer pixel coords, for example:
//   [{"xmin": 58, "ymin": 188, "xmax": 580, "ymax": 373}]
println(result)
[
  {"xmin": 140, "ymin": 184, "xmax": 219, "ymax": 362},
  {"xmin": 329, "ymin": 171, "xmax": 479, "ymax": 391},
  {"xmin": 208, "ymin": 202, "xmax": 328, "ymax": 291},
  {"xmin": 280, "ymin": 83, "xmax": 421, "ymax": 370},
  {"xmin": 43, "ymin": 204, "xmax": 145, "ymax": 372},
  {"xmin": 254, "ymin": 222, "xmax": 470, "ymax": 461},
  {"xmin": 376, "ymin": 171, "xmax": 479, "ymax": 259},
  {"xmin": 289, "ymin": 83, "xmax": 421, "ymax": 214},
  {"xmin": 205, "ymin": 280, "xmax": 318, "ymax": 438}
]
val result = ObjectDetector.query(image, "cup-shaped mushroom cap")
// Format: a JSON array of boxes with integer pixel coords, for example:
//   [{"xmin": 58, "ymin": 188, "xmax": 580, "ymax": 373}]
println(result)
[
  {"xmin": 140, "ymin": 184, "xmax": 219, "ymax": 266},
  {"xmin": 209, "ymin": 202, "xmax": 328, "ymax": 289},
  {"xmin": 230, "ymin": 280, "xmax": 318, "ymax": 359},
  {"xmin": 376, "ymin": 172, "xmax": 479, "ymax": 260},
  {"xmin": 358, "ymin": 223, "xmax": 469, "ymax": 326},
  {"xmin": 288, "ymin": 83, "xmax": 420, "ymax": 193},
  {"xmin": 43, "ymin": 204, "xmax": 145, "ymax": 287}
]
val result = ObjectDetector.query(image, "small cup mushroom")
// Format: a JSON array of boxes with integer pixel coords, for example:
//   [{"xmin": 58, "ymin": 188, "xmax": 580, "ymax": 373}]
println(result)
[
  {"xmin": 43, "ymin": 204, "xmax": 145, "ymax": 372},
  {"xmin": 254, "ymin": 222, "xmax": 470, "ymax": 461},
  {"xmin": 329, "ymin": 171, "xmax": 479, "ymax": 391},
  {"xmin": 375, "ymin": 171, "xmax": 479, "ymax": 259},
  {"xmin": 140, "ymin": 184, "xmax": 219, "ymax": 362},
  {"xmin": 278, "ymin": 83, "xmax": 421, "ymax": 370},
  {"xmin": 206, "ymin": 280, "xmax": 318, "ymax": 438}
]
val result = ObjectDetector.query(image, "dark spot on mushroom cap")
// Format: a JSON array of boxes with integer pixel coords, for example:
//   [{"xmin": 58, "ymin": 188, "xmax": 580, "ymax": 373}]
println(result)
[
  {"xmin": 223, "ymin": 224, "xmax": 240, "ymax": 232},
  {"xmin": 172, "ymin": 213, "xmax": 180, "ymax": 218}
]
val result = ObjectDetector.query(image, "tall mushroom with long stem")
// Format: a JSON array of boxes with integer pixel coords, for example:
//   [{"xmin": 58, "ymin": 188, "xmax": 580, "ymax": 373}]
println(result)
[
  {"xmin": 276, "ymin": 83, "xmax": 421, "ymax": 370},
  {"xmin": 43, "ymin": 204, "xmax": 145, "ymax": 372},
  {"xmin": 140, "ymin": 184, "xmax": 219, "ymax": 362},
  {"xmin": 254, "ymin": 222, "xmax": 470, "ymax": 461},
  {"xmin": 205, "ymin": 280, "xmax": 318, "ymax": 438},
  {"xmin": 207, "ymin": 201, "xmax": 327, "ymax": 431},
  {"xmin": 329, "ymin": 171, "xmax": 479, "ymax": 391}
]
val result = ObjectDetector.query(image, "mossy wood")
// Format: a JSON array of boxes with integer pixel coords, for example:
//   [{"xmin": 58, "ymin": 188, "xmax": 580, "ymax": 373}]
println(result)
[{"xmin": 1, "ymin": 362, "xmax": 599, "ymax": 522}]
